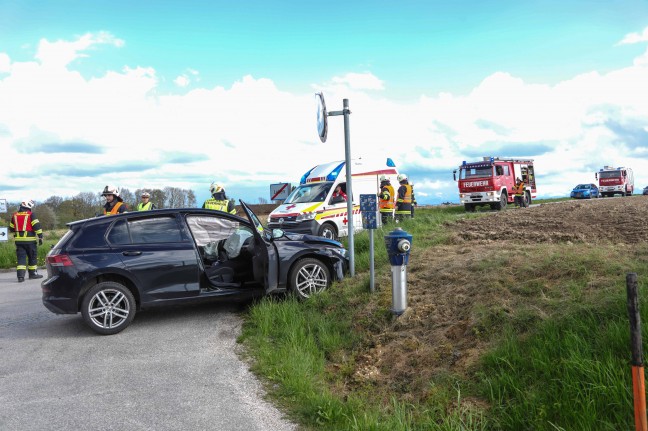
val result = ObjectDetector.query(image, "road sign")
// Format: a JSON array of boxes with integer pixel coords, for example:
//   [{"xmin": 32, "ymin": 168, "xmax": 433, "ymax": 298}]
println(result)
[
  {"xmin": 360, "ymin": 194, "xmax": 378, "ymax": 229},
  {"xmin": 0, "ymin": 227, "xmax": 7, "ymax": 242},
  {"xmin": 0, "ymin": 199, "xmax": 7, "ymax": 213},
  {"xmin": 270, "ymin": 183, "xmax": 291, "ymax": 201}
]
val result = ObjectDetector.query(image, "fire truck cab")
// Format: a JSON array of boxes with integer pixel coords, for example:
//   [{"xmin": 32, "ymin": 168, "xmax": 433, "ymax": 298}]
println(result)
[
  {"xmin": 596, "ymin": 166, "xmax": 634, "ymax": 197},
  {"xmin": 453, "ymin": 157, "xmax": 537, "ymax": 212}
]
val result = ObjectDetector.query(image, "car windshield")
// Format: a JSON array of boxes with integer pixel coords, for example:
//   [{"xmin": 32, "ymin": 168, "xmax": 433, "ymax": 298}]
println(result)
[
  {"xmin": 575, "ymin": 184, "xmax": 589, "ymax": 189},
  {"xmin": 284, "ymin": 182, "xmax": 333, "ymax": 204},
  {"xmin": 460, "ymin": 165, "xmax": 493, "ymax": 180},
  {"xmin": 599, "ymin": 171, "xmax": 621, "ymax": 179}
]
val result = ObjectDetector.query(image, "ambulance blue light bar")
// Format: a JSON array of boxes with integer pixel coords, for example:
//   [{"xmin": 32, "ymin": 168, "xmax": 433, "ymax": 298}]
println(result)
[
  {"xmin": 300, "ymin": 166, "xmax": 316, "ymax": 185},
  {"xmin": 386, "ymin": 158, "xmax": 396, "ymax": 167},
  {"xmin": 326, "ymin": 162, "xmax": 346, "ymax": 181}
]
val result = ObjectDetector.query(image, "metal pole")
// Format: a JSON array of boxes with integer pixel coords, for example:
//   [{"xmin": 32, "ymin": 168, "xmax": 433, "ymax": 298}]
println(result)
[
  {"xmin": 342, "ymin": 98, "xmax": 355, "ymax": 277},
  {"xmin": 627, "ymin": 273, "xmax": 647, "ymax": 431},
  {"xmin": 369, "ymin": 229, "xmax": 375, "ymax": 292}
]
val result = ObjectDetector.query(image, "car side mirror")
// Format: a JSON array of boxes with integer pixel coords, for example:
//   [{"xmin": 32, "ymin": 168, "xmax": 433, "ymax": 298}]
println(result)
[{"xmin": 272, "ymin": 228, "xmax": 285, "ymax": 239}]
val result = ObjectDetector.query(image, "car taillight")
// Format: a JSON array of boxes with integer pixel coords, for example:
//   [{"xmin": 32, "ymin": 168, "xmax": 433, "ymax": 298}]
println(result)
[{"xmin": 47, "ymin": 254, "xmax": 74, "ymax": 267}]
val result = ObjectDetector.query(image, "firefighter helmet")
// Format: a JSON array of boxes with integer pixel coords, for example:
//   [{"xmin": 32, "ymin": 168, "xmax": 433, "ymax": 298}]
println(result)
[
  {"xmin": 21, "ymin": 199, "xmax": 35, "ymax": 209},
  {"xmin": 379, "ymin": 175, "xmax": 388, "ymax": 182},
  {"xmin": 209, "ymin": 182, "xmax": 224, "ymax": 195},
  {"xmin": 102, "ymin": 185, "xmax": 120, "ymax": 197},
  {"xmin": 397, "ymin": 173, "xmax": 408, "ymax": 182},
  {"xmin": 141, "ymin": 192, "xmax": 151, "ymax": 198}
]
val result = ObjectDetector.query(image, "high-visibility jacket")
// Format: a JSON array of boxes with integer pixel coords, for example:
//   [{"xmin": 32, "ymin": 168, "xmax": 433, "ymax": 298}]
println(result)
[
  {"xmin": 10, "ymin": 211, "xmax": 43, "ymax": 242},
  {"xmin": 513, "ymin": 182, "xmax": 525, "ymax": 196},
  {"xmin": 379, "ymin": 183, "xmax": 395, "ymax": 212},
  {"xmin": 103, "ymin": 201, "xmax": 125, "ymax": 216},
  {"xmin": 203, "ymin": 198, "xmax": 236, "ymax": 214},
  {"xmin": 136, "ymin": 202, "xmax": 156, "ymax": 211},
  {"xmin": 395, "ymin": 183, "xmax": 413, "ymax": 215}
]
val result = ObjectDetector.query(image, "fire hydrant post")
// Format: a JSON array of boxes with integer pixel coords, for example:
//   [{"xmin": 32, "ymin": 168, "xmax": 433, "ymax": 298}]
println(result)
[{"xmin": 384, "ymin": 228, "xmax": 413, "ymax": 316}]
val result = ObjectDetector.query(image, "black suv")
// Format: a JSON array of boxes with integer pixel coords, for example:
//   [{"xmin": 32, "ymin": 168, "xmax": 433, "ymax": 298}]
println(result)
[{"xmin": 42, "ymin": 201, "xmax": 348, "ymax": 335}]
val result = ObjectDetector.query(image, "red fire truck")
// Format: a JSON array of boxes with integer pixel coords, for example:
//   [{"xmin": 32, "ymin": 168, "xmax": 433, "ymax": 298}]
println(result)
[
  {"xmin": 453, "ymin": 157, "xmax": 537, "ymax": 212},
  {"xmin": 596, "ymin": 166, "xmax": 634, "ymax": 197}
]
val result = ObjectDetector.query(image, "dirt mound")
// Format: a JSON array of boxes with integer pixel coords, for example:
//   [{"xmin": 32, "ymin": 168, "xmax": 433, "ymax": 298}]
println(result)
[
  {"xmin": 347, "ymin": 197, "xmax": 648, "ymax": 404},
  {"xmin": 452, "ymin": 197, "xmax": 648, "ymax": 244}
]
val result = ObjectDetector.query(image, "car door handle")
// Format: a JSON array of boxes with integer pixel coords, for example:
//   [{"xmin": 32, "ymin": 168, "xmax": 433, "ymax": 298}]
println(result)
[{"xmin": 122, "ymin": 251, "xmax": 142, "ymax": 256}]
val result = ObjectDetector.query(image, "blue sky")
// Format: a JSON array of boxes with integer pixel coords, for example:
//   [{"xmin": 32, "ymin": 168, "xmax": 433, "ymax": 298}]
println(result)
[{"xmin": 1, "ymin": 1, "xmax": 648, "ymax": 206}]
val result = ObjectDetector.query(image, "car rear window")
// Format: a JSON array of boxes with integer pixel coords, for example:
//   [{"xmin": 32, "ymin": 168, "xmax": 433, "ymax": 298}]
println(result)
[
  {"xmin": 107, "ymin": 216, "xmax": 185, "ymax": 244},
  {"xmin": 71, "ymin": 221, "xmax": 111, "ymax": 248}
]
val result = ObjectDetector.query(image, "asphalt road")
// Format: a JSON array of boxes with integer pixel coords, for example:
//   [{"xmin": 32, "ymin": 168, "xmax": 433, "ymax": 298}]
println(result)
[{"xmin": 0, "ymin": 271, "xmax": 296, "ymax": 431}]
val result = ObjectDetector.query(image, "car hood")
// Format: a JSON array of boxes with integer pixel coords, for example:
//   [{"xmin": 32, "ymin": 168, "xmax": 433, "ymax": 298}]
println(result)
[
  {"xmin": 572, "ymin": 187, "xmax": 591, "ymax": 192},
  {"xmin": 283, "ymin": 231, "xmax": 343, "ymax": 248}
]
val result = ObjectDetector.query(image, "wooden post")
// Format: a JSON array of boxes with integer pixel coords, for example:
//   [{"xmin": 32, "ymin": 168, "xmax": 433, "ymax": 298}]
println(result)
[{"xmin": 627, "ymin": 272, "xmax": 647, "ymax": 431}]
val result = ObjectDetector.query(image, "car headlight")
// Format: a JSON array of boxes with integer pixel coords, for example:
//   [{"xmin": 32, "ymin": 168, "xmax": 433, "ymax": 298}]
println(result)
[{"xmin": 296, "ymin": 212, "xmax": 316, "ymax": 222}]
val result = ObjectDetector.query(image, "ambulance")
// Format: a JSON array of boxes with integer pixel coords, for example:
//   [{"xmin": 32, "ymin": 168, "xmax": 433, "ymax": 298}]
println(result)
[{"xmin": 268, "ymin": 158, "xmax": 399, "ymax": 240}]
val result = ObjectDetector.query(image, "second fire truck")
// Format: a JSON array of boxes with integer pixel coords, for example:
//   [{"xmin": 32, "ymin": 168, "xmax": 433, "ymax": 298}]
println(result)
[{"xmin": 453, "ymin": 157, "xmax": 537, "ymax": 212}]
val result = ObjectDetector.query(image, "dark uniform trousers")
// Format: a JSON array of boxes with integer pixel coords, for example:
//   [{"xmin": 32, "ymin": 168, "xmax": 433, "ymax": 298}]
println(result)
[{"xmin": 16, "ymin": 241, "xmax": 38, "ymax": 279}]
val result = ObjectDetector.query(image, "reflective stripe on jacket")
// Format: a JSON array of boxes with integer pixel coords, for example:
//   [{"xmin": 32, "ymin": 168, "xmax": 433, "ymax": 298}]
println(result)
[
  {"xmin": 104, "ymin": 201, "xmax": 124, "ymax": 215},
  {"xmin": 379, "ymin": 184, "xmax": 395, "ymax": 212},
  {"xmin": 10, "ymin": 211, "xmax": 42, "ymax": 242},
  {"xmin": 203, "ymin": 199, "xmax": 236, "ymax": 214}
]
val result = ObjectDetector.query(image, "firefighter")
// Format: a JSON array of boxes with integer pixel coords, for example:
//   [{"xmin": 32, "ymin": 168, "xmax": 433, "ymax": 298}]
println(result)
[
  {"xmin": 378, "ymin": 175, "xmax": 395, "ymax": 225},
  {"xmin": 101, "ymin": 185, "xmax": 128, "ymax": 215},
  {"xmin": 513, "ymin": 177, "xmax": 527, "ymax": 208},
  {"xmin": 395, "ymin": 173, "xmax": 413, "ymax": 221},
  {"xmin": 9, "ymin": 199, "xmax": 44, "ymax": 282},
  {"xmin": 203, "ymin": 182, "xmax": 236, "ymax": 214},
  {"xmin": 410, "ymin": 182, "xmax": 418, "ymax": 218},
  {"xmin": 136, "ymin": 192, "xmax": 157, "ymax": 211}
]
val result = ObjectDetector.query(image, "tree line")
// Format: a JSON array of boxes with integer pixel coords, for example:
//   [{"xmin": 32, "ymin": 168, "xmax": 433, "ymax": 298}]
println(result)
[{"xmin": 1, "ymin": 187, "xmax": 197, "ymax": 230}]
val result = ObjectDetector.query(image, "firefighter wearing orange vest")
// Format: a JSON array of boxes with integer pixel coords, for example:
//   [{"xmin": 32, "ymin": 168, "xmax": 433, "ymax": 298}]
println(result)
[
  {"xmin": 395, "ymin": 173, "xmax": 413, "ymax": 221},
  {"xmin": 202, "ymin": 182, "xmax": 236, "ymax": 214},
  {"xmin": 102, "ymin": 185, "xmax": 128, "ymax": 215},
  {"xmin": 9, "ymin": 199, "xmax": 44, "ymax": 282},
  {"xmin": 513, "ymin": 177, "xmax": 527, "ymax": 208},
  {"xmin": 378, "ymin": 175, "xmax": 395, "ymax": 225}
]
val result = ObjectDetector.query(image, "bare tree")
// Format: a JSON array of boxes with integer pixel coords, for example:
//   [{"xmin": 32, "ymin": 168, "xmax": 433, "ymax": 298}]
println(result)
[
  {"xmin": 258, "ymin": 197, "xmax": 268, "ymax": 204},
  {"xmin": 35, "ymin": 204, "xmax": 57, "ymax": 230}
]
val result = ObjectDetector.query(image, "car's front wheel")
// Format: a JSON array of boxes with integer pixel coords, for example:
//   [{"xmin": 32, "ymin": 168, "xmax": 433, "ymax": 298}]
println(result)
[
  {"xmin": 289, "ymin": 258, "xmax": 331, "ymax": 299},
  {"xmin": 81, "ymin": 282, "xmax": 136, "ymax": 335}
]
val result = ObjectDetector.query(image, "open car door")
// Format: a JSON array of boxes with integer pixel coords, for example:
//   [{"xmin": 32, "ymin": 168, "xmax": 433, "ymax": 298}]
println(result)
[{"xmin": 240, "ymin": 200, "xmax": 279, "ymax": 294}]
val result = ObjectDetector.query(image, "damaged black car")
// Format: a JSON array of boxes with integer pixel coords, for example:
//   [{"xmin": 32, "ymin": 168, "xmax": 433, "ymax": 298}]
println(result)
[{"xmin": 42, "ymin": 201, "xmax": 348, "ymax": 335}]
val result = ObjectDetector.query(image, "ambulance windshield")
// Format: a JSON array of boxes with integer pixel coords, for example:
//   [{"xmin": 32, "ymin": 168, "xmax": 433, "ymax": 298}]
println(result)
[{"xmin": 285, "ymin": 182, "xmax": 333, "ymax": 204}]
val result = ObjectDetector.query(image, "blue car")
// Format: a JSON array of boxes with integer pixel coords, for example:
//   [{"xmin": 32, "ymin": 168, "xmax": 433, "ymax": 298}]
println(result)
[{"xmin": 570, "ymin": 183, "xmax": 600, "ymax": 199}]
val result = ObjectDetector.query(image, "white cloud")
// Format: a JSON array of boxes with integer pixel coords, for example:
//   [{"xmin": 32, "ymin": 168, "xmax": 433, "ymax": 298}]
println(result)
[
  {"xmin": 1, "ymin": 32, "xmax": 648, "ymax": 206},
  {"xmin": 618, "ymin": 26, "xmax": 648, "ymax": 45},
  {"xmin": 329, "ymin": 72, "xmax": 385, "ymax": 90}
]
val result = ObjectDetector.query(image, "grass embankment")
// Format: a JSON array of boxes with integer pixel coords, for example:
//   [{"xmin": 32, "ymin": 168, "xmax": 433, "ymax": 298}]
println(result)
[{"xmin": 240, "ymin": 202, "xmax": 648, "ymax": 430}]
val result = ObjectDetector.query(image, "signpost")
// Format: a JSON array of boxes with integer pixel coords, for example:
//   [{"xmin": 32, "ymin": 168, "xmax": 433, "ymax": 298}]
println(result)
[
  {"xmin": 270, "ymin": 183, "xmax": 291, "ymax": 203},
  {"xmin": 316, "ymin": 93, "xmax": 355, "ymax": 276},
  {"xmin": 0, "ymin": 198, "xmax": 7, "ymax": 214},
  {"xmin": 0, "ymin": 227, "xmax": 7, "ymax": 242},
  {"xmin": 360, "ymin": 194, "xmax": 378, "ymax": 292}
]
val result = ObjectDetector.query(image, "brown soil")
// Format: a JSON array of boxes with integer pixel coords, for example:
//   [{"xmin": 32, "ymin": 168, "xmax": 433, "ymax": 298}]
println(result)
[{"xmin": 345, "ymin": 197, "xmax": 648, "ymax": 404}]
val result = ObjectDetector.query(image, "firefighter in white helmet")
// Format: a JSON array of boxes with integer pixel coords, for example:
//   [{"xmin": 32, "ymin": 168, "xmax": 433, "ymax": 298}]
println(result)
[
  {"xmin": 101, "ymin": 185, "xmax": 128, "ymax": 216},
  {"xmin": 9, "ymin": 199, "xmax": 44, "ymax": 282},
  {"xmin": 137, "ymin": 191, "xmax": 157, "ymax": 211},
  {"xmin": 378, "ymin": 175, "xmax": 395, "ymax": 224},
  {"xmin": 202, "ymin": 182, "xmax": 236, "ymax": 214},
  {"xmin": 395, "ymin": 173, "xmax": 413, "ymax": 221}
]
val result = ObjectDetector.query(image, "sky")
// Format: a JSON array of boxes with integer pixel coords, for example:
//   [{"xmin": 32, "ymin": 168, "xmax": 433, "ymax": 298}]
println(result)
[{"xmin": 1, "ymin": 0, "xmax": 648, "ymax": 206}]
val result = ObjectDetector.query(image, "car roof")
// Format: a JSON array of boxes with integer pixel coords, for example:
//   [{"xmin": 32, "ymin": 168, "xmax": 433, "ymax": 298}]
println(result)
[{"xmin": 67, "ymin": 207, "xmax": 248, "ymax": 228}]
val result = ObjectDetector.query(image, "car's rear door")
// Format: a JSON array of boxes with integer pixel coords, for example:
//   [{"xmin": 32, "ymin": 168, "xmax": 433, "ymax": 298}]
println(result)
[
  {"xmin": 240, "ymin": 200, "xmax": 278, "ymax": 293},
  {"xmin": 108, "ymin": 214, "xmax": 201, "ymax": 301}
]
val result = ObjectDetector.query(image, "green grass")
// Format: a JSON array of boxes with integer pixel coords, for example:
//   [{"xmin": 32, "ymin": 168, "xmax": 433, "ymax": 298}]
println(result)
[
  {"xmin": 241, "ymin": 207, "xmax": 648, "ymax": 430},
  {"xmin": 0, "ymin": 239, "xmax": 56, "ymax": 269}
]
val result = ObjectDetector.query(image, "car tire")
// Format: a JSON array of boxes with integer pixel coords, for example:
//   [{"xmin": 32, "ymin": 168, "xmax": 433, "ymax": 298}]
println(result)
[
  {"xmin": 81, "ymin": 282, "xmax": 136, "ymax": 335},
  {"xmin": 289, "ymin": 258, "xmax": 330, "ymax": 299},
  {"xmin": 465, "ymin": 203, "xmax": 476, "ymax": 212},
  {"xmin": 317, "ymin": 223, "xmax": 338, "ymax": 241},
  {"xmin": 525, "ymin": 191, "xmax": 532, "ymax": 206}
]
